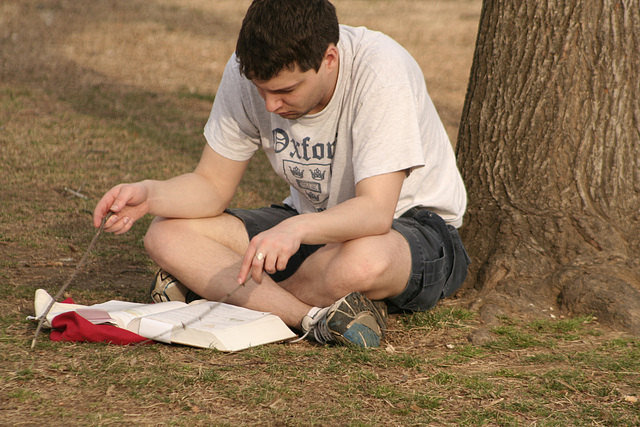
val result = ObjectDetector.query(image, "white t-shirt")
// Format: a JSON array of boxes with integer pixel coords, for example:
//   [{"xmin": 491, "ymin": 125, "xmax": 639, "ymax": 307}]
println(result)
[{"xmin": 204, "ymin": 25, "xmax": 467, "ymax": 227}]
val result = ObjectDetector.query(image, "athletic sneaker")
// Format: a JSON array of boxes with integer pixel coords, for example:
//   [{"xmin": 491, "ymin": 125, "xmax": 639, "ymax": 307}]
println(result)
[
  {"xmin": 149, "ymin": 269, "xmax": 203, "ymax": 303},
  {"xmin": 300, "ymin": 292, "xmax": 388, "ymax": 348}
]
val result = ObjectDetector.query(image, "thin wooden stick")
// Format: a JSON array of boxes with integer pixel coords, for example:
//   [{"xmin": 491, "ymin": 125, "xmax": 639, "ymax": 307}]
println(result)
[{"xmin": 31, "ymin": 212, "xmax": 112, "ymax": 349}]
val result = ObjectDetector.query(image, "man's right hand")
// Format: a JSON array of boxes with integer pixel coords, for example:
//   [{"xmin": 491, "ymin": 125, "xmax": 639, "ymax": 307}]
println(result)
[{"xmin": 93, "ymin": 182, "xmax": 150, "ymax": 234}]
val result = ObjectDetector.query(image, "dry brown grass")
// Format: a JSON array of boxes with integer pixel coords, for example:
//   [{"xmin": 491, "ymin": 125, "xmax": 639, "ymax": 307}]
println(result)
[{"xmin": 1, "ymin": 0, "xmax": 639, "ymax": 425}]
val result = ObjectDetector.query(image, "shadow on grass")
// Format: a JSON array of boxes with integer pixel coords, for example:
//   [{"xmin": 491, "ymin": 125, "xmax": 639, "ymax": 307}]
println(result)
[
  {"xmin": 1, "ymin": 0, "xmax": 240, "ymax": 157},
  {"xmin": 0, "ymin": 0, "xmax": 287, "ymax": 296}
]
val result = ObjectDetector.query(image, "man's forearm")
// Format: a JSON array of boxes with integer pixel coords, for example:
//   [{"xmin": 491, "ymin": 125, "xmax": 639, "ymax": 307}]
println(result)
[
  {"xmin": 288, "ymin": 196, "xmax": 394, "ymax": 245},
  {"xmin": 282, "ymin": 171, "xmax": 406, "ymax": 245},
  {"xmin": 143, "ymin": 173, "xmax": 230, "ymax": 219}
]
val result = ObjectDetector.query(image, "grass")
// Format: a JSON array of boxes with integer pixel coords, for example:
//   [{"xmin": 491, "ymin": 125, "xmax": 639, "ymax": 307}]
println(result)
[
  {"xmin": 2, "ymin": 304, "xmax": 640, "ymax": 425},
  {"xmin": 2, "ymin": 0, "xmax": 640, "ymax": 425},
  {"xmin": 399, "ymin": 306, "xmax": 476, "ymax": 330}
]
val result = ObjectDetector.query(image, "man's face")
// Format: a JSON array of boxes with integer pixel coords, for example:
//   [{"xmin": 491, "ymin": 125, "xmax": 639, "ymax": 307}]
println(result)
[{"xmin": 251, "ymin": 49, "xmax": 339, "ymax": 120}]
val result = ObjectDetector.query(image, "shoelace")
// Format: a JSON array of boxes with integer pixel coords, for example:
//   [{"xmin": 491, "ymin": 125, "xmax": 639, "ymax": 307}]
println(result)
[
  {"xmin": 292, "ymin": 307, "xmax": 333, "ymax": 344},
  {"xmin": 310, "ymin": 316, "xmax": 333, "ymax": 344}
]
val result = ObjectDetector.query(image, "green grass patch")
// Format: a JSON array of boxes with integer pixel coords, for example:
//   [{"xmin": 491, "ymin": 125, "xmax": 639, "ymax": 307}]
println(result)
[{"xmin": 399, "ymin": 306, "xmax": 475, "ymax": 330}]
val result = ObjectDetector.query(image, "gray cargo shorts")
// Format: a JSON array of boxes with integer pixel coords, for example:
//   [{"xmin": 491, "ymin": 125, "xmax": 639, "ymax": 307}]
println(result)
[{"xmin": 226, "ymin": 204, "xmax": 470, "ymax": 313}]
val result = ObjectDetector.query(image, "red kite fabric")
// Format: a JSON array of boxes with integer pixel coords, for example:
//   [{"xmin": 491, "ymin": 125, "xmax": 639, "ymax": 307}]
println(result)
[{"xmin": 48, "ymin": 298, "xmax": 152, "ymax": 345}]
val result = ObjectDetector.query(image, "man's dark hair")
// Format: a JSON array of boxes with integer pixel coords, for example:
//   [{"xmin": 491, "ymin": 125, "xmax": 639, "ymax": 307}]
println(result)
[{"xmin": 236, "ymin": 0, "xmax": 340, "ymax": 81}]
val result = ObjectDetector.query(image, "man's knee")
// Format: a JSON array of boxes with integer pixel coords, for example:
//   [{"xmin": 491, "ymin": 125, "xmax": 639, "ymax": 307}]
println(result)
[
  {"xmin": 323, "ymin": 237, "xmax": 409, "ymax": 298},
  {"xmin": 333, "ymin": 254, "xmax": 385, "ymax": 289},
  {"xmin": 143, "ymin": 217, "xmax": 181, "ymax": 263},
  {"xmin": 143, "ymin": 214, "xmax": 249, "ymax": 260}
]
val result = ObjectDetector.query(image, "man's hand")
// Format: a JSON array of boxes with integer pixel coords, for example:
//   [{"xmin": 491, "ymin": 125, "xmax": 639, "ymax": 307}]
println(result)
[
  {"xmin": 93, "ymin": 182, "xmax": 150, "ymax": 234},
  {"xmin": 235, "ymin": 170, "xmax": 407, "ymax": 285},
  {"xmin": 237, "ymin": 221, "xmax": 302, "ymax": 285}
]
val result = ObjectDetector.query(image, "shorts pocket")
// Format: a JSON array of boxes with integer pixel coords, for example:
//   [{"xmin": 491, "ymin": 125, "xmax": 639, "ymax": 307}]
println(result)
[
  {"xmin": 401, "ymin": 252, "xmax": 448, "ymax": 312},
  {"xmin": 441, "ymin": 226, "xmax": 471, "ymax": 298}
]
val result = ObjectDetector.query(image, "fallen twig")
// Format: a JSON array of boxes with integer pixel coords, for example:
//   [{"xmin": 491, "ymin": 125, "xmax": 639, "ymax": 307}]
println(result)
[{"xmin": 63, "ymin": 186, "xmax": 88, "ymax": 200}]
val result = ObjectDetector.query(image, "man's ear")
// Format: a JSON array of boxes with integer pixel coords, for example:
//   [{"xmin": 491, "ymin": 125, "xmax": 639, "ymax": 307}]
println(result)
[{"xmin": 324, "ymin": 44, "xmax": 339, "ymax": 71}]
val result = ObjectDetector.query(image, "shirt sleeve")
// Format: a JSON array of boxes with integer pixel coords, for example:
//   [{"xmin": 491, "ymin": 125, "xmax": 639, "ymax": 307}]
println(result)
[
  {"xmin": 350, "ymin": 83, "xmax": 425, "ymax": 184},
  {"xmin": 204, "ymin": 55, "xmax": 261, "ymax": 161}
]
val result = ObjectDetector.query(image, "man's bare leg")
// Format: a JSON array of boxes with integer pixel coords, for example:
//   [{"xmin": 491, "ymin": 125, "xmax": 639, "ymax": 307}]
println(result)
[
  {"xmin": 144, "ymin": 214, "xmax": 312, "ymax": 328},
  {"xmin": 144, "ymin": 213, "xmax": 412, "ymax": 329},
  {"xmin": 278, "ymin": 230, "xmax": 412, "ymax": 307}
]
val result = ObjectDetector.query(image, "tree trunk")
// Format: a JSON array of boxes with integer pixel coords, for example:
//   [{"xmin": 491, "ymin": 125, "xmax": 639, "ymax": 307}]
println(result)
[{"xmin": 457, "ymin": 0, "xmax": 640, "ymax": 333}]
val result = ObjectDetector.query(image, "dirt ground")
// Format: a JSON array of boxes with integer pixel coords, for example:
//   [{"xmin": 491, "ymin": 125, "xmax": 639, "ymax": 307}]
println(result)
[{"xmin": 2, "ymin": 0, "xmax": 639, "ymax": 425}]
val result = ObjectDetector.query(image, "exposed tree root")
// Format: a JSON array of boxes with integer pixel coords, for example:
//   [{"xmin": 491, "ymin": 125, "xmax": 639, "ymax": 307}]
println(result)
[
  {"xmin": 459, "ymin": 255, "xmax": 640, "ymax": 343},
  {"xmin": 555, "ymin": 258, "xmax": 640, "ymax": 333}
]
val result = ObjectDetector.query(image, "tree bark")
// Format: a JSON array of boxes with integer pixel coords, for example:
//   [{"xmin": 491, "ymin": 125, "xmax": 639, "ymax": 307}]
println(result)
[{"xmin": 457, "ymin": 0, "xmax": 640, "ymax": 333}]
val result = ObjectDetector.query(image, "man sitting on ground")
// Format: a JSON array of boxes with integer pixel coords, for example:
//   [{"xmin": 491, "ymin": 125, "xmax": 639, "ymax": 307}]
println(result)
[{"xmin": 93, "ymin": 0, "xmax": 470, "ymax": 348}]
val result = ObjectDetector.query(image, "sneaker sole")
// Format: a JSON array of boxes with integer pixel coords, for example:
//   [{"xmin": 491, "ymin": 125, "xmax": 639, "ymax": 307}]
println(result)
[{"xmin": 326, "ymin": 293, "xmax": 388, "ymax": 348}]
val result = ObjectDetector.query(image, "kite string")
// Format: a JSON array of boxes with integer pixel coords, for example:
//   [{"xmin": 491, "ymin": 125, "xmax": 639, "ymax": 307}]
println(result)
[{"xmin": 129, "ymin": 281, "xmax": 246, "ymax": 348}]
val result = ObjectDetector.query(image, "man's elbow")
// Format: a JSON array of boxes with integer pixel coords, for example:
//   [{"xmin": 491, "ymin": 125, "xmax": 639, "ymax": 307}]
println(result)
[{"xmin": 370, "ymin": 214, "xmax": 394, "ymax": 236}]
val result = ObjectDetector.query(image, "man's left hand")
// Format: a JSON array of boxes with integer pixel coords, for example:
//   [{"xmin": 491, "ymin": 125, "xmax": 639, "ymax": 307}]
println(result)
[{"xmin": 237, "ymin": 222, "xmax": 302, "ymax": 285}]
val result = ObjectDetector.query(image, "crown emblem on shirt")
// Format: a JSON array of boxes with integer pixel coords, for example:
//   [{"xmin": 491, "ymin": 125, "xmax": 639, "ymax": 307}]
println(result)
[
  {"xmin": 311, "ymin": 168, "xmax": 325, "ymax": 180},
  {"xmin": 289, "ymin": 166, "xmax": 304, "ymax": 178},
  {"xmin": 306, "ymin": 191, "xmax": 321, "ymax": 202}
]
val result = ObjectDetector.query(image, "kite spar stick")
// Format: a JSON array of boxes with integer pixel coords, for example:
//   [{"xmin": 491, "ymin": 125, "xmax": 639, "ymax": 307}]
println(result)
[{"xmin": 31, "ymin": 212, "xmax": 113, "ymax": 349}]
